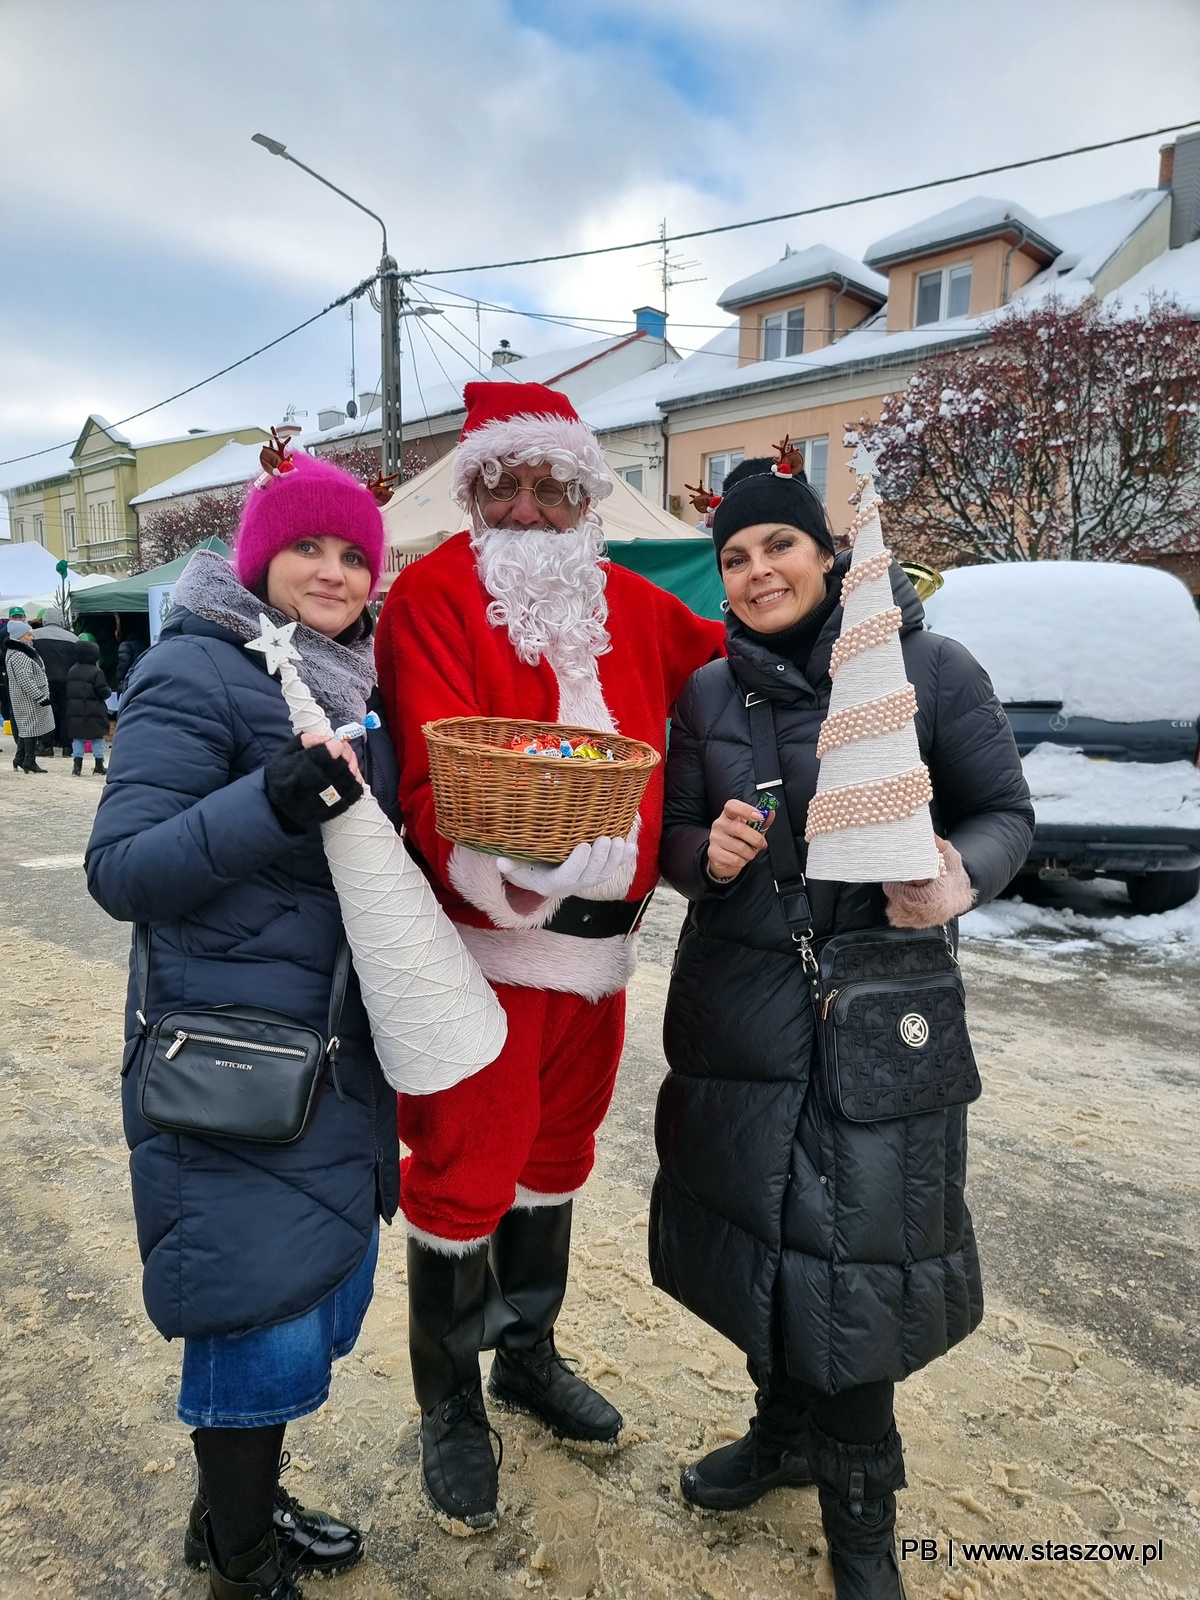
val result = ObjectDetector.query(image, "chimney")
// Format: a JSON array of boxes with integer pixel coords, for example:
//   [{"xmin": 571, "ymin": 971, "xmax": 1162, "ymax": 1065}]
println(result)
[
  {"xmin": 1159, "ymin": 142, "xmax": 1176, "ymax": 190},
  {"xmin": 318, "ymin": 406, "xmax": 345, "ymax": 431},
  {"xmin": 491, "ymin": 338, "xmax": 522, "ymax": 367},
  {"xmin": 634, "ymin": 305, "xmax": 667, "ymax": 340},
  {"xmin": 1168, "ymin": 129, "xmax": 1200, "ymax": 249},
  {"xmin": 358, "ymin": 390, "xmax": 382, "ymax": 416}
]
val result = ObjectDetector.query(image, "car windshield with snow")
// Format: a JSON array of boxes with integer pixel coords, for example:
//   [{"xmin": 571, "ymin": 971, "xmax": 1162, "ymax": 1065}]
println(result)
[{"xmin": 923, "ymin": 561, "xmax": 1200, "ymax": 914}]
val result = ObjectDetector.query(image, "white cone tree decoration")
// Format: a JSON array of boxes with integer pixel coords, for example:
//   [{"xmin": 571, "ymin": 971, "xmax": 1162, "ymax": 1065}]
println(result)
[
  {"xmin": 804, "ymin": 448, "xmax": 940, "ymax": 883},
  {"xmin": 247, "ymin": 616, "xmax": 507, "ymax": 1094}
]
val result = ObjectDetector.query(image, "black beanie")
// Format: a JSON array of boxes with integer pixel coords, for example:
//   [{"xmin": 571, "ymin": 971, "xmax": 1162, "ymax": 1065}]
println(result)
[{"xmin": 711, "ymin": 461, "xmax": 835, "ymax": 560}]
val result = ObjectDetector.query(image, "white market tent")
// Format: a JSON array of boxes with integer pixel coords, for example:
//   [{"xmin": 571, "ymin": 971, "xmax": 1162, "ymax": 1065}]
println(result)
[
  {"xmin": 10, "ymin": 574, "xmax": 116, "ymax": 614},
  {"xmin": 381, "ymin": 446, "xmax": 692, "ymax": 562}
]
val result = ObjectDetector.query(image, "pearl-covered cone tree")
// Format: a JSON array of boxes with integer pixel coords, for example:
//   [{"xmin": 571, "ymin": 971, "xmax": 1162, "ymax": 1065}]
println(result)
[
  {"xmin": 804, "ymin": 450, "xmax": 940, "ymax": 883},
  {"xmin": 247, "ymin": 617, "xmax": 507, "ymax": 1094}
]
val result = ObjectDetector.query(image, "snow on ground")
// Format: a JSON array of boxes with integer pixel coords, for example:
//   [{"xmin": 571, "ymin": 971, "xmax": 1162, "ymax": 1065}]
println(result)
[
  {"xmin": 962, "ymin": 877, "xmax": 1200, "ymax": 955},
  {"xmin": 1023, "ymin": 742, "xmax": 1200, "ymax": 827}
]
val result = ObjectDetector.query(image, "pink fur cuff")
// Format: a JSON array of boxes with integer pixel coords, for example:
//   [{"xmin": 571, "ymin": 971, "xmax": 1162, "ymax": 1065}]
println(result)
[{"xmin": 884, "ymin": 838, "xmax": 976, "ymax": 929}]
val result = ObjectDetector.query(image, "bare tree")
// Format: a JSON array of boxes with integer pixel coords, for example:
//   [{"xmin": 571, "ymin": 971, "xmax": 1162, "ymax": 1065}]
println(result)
[
  {"xmin": 848, "ymin": 296, "xmax": 1200, "ymax": 567},
  {"xmin": 136, "ymin": 488, "xmax": 247, "ymax": 572}
]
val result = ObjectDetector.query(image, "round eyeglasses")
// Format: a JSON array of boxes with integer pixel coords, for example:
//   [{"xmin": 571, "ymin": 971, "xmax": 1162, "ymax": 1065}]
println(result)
[{"xmin": 483, "ymin": 471, "xmax": 575, "ymax": 508}]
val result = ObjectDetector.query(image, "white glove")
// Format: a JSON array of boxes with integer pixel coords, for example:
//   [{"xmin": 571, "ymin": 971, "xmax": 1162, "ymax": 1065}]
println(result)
[{"xmin": 497, "ymin": 836, "xmax": 637, "ymax": 897}]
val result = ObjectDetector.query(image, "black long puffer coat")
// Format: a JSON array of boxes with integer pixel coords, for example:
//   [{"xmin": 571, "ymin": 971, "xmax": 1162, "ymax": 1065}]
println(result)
[
  {"xmin": 650, "ymin": 560, "xmax": 1033, "ymax": 1393},
  {"xmin": 66, "ymin": 640, "xmax": 111, "ymax": 742}
]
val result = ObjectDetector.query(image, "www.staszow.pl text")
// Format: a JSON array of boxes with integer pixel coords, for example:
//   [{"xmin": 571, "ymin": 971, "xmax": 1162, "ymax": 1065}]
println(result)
[{"xmin": 902, "ymin": 1537, "xmax": 1165, "ymax": 1567}]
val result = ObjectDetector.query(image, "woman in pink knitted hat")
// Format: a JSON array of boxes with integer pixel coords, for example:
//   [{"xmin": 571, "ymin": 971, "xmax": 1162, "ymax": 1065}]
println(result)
[{"xmin": 86, "ymin": 445, "xmax": 398, "ymax": 1599}]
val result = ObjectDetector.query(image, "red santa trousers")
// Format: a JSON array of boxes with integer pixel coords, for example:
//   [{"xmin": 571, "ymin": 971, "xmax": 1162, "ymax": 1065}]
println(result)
[{"xmin": 398, "ymin": 983, "xmax": 626, "ymax": 1244}]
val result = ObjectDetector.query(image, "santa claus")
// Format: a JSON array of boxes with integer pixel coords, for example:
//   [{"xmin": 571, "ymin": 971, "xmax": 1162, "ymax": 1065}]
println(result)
[{"xmin": 375, "ymin": 381, "xmax": 723, "ymax": 1530}]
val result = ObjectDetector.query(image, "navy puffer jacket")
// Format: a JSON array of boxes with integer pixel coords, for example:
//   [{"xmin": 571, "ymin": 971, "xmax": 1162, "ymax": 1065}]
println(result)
[
  {"xmin": 86, "ymin": 608, "xmax": 400, "ymax": 1340},
  {"xmin": 651, "ymin": 560, "xmax": 1033, "ymax": 1392}
]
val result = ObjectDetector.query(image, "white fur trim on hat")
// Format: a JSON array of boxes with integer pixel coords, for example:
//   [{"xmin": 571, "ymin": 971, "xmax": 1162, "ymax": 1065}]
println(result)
[{"xmin": 452, "ymin": 414, "xmax": 613, "ymax": 509}]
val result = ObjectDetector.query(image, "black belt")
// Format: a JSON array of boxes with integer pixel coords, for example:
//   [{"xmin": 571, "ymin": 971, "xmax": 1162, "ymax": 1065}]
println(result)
[{"xmin": 543, "ymin": 890, "xmax": 654, "ymax": 940}]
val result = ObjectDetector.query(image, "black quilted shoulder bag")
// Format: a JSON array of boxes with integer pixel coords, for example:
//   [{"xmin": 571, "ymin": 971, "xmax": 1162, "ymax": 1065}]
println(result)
[
  {"xmin": 123, "ymin": 926, "xmax": 352, "ymax": 1145},
  {"xmin": 746, "ymin": 692, "xmax": 980, "ymax": 1123}
]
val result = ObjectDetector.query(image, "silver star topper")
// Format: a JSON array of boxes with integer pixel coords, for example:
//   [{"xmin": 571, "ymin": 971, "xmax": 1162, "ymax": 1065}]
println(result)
[
  {"xmin": 851, "ymin": 442, "xmax": 878, "ymax": 479},
  {"xmin": 245, "ymin": 614, "xmax": 300, "ymax": 676}
]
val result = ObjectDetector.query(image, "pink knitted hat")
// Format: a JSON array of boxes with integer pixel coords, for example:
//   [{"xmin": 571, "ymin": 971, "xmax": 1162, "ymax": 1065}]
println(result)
[{"xmin": 233, "ymin": 451, "xmax": 386, "ymax": 593}]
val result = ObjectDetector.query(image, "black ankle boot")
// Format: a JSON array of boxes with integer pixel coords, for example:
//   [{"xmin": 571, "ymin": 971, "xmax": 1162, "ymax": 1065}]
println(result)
[
  {"xmin": 204, "ymin": 1521, "xmax": 303, "ymax": 1599},
  {"xmin": 93, "ymin": 757, "xmax": 106, "ymax": 775},
  {"xmin": 484, "ymin": 1201, "xmax": 622, "ymax": 1444},
  {"xmin": 680, "ymin": 1416, "xmax": 813, "ymax": 1510},
  {"xmin": 185, "ymin": 1450, "xmax": 363, "ymax": 1578},
  {"xmin": 408, "ymin": 1237, "xmax": 502, "ymax": 1531},
  {"xmin": 72, "ymin": 757, "xmax": 82, "ymax": 776},
  {"xmin": 810, "ymin": 1422, "xmax": 907, "ymax": 1599}
]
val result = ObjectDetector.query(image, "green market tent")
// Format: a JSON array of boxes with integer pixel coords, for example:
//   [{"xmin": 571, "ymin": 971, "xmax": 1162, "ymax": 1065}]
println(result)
[
  {"xmin": 72, "ymin": 537, "xmax": 230, "ymax": 614},
  {"xmin": 605, "ymin": 538, "xmax": 723, "ymax": 620}
]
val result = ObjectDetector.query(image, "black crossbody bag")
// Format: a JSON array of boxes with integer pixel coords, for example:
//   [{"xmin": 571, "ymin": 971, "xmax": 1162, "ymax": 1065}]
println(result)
[
  {"xmin": 746, "ymin": 692, "xmax": 980, "ymax": 1123},
  {"xmin": 124, "ymin": 926, "xmax": 352, "ymax": 1145}
]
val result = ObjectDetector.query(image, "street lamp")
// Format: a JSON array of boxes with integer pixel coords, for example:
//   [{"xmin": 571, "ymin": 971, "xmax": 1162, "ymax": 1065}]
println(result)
[{"xmin": 251, "ymin": 133, "xmax": 405, "ymax": 478}]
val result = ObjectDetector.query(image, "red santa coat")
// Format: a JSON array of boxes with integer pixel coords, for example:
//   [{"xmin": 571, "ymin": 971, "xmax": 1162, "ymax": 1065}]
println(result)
[{"xmin": 375, "ymin": 532, "xmax": 724, "ymax": 1001}]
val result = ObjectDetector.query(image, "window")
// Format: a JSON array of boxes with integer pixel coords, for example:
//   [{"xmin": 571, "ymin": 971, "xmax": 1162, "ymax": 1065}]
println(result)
[
  {"xmin": 914, "ymin": 263, "xmax": 972, "ymax": 326},
  {"xmin": 762, "ymin": 307, "xmax": 805, "ymax": 361},
  {"xmin": 33, "ymin": 515, "xmax": 45, "ymax": 546},
  {"xmin": 803, "ymin": 436, "xmax": 829, "ymax": 502},
  {"xmin": 65, "ymin": 508, "xmax": 77, "ymax": 549},
  {"xmin": 618, "ymin": 466, "xmax": 644, "ymax": 494},
  {"xmin": 14, "ymin": 518, "xmax": 24, "ymax": 542},
  {"xmin": 705, "ymin": 449, "xmax": 744, "ymax": 494}
]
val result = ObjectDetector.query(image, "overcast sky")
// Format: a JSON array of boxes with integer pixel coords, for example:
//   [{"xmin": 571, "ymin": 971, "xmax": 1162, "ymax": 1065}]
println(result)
[{"xmin": 2, "ymin": 0, "xmax": 1198, "ymax": 523}]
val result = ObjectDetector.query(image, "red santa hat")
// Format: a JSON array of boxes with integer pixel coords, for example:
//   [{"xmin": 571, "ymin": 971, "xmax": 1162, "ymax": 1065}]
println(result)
[{"xmin": 450, "ymin": 381, "xmax": 612, "ymax": 509}]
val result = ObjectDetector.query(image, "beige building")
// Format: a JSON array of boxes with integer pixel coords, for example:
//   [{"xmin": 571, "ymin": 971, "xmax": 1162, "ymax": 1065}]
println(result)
[
  {"xmin": 4, "ymin": 416, "xmax": 268, "ymax": 573},
  {"xmin": 661, "ymin": 132, "xmax": 1198, "ymax": 543}
]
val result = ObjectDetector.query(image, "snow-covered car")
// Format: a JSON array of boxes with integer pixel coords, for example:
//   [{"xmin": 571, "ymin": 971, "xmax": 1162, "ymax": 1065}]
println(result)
[{"xmin": 923, "ymin": 561, "xmax": 1200, "ymax": 913}]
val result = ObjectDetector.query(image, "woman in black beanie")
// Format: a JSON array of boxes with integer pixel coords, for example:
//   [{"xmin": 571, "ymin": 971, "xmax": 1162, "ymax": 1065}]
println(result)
[{"xmin": 651, "ymin": 458, "xmax": 1033, "ymax": 1598}]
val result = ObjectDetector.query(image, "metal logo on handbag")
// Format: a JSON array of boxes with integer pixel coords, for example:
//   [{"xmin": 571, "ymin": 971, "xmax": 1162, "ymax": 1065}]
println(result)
[
  {"xmin": 124, "ymin": 925, "xmax": 352, "ymax": 1146},
  {"xmin": 745, "ymin": 693, "xmax": 981, "ymax": 1125}
]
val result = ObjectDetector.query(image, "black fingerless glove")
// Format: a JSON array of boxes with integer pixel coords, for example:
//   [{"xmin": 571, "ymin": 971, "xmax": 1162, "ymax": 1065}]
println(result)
[{"xmin": 264, "ymin": 736, "xmax": 363, "ymax": 833}]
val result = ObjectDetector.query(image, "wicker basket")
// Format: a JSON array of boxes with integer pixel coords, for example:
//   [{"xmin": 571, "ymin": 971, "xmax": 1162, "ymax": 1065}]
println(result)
[{"xmin": 423, "ymin": 717, "xmax": 660, "ymax": 864}]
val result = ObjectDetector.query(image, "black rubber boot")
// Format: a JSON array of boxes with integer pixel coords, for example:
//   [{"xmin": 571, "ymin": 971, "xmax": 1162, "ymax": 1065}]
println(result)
[
  {"xmin": 408, "ymin": 1236, "xmax": 502, "ymax": 1531},
  {"xmin": 485, "ymin": 1201, "xmax": 622, "ymax": 1444},
  {"xmin": 203, "ymin": 1521, "xmax": 303, "ymax": 1599},
  {"xmin": 72, "ymin": 757, "xmax": 83, "ymax": 776},
  {"xmin": 93, "ymin": 757, "xmax": 106, "ymax": 775},
  {"xmin": 809, "ymin": 1422, "xmax": 908, "ymax": 1599},
  {"xmin": 185, "ymin": 1444, "xmax": 363, "ymax": 1578}
]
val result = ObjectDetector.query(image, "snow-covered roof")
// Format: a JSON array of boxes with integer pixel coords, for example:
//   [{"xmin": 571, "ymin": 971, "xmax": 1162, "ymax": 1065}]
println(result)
[
  {"xmin": 864, "ymin": 197, "xmax": 1060, "ymax": 269},
  {"xmin": 130, "ymin": 440, "xmax": 264, "ymax": 506},
  {"xmin": 922, "ymin": 561, "xmax": 1200, "ymax": 722},
  {"xmin": 1107, "ymin": 234, "xmax": 1200, "ymax": 317},
  {"xmin": 718, "ymin": 245, "xmax": 887, "ymax": 310},
  {"xmin": 578, "ymin": 359, "xmax": 682, "ymax": 433}
]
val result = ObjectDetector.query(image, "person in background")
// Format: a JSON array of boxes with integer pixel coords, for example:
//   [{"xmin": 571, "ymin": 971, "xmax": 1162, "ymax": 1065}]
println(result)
[
  {"xmin": 114, "ymin": 614, "xmax": 147, "ymax": 692},
  {"xmin": 66, "ymin": 637, "xmax": 112, "ymax": 775},
  {"xmin": 86, "ymin": 452, "xmax": 398, "ymax": 1600},
  {"xmin": 1, "ymin": 605, "xmax": 26, "ymax": 746},
  {"xmin": 6, "ymin": 618, "xmax": 56, "ymax": 774},
  {"xmin": 32, "ymin": 605, "xmax": 79, "ymax": 756}
]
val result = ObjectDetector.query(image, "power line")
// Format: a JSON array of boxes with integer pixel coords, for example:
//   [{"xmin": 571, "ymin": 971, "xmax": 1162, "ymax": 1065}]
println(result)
[
  {"xmin": 0, "ymin": 274, "xmax": 379, "ymax": 472},
  {"xmin": 411, "ymin": 117, "xmax": 1199, "ymax": 278}
]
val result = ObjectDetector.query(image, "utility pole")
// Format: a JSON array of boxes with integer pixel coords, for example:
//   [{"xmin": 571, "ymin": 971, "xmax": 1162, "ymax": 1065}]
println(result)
[{"xmin": 251, "ymin": 134, "xmax": 404, "ymax": 477}]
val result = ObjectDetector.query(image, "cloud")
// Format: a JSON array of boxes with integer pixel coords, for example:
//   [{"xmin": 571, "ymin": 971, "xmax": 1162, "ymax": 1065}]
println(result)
[{"xmin": 1, "ymin": 0, "xmax": 1197, "ymax": 487}]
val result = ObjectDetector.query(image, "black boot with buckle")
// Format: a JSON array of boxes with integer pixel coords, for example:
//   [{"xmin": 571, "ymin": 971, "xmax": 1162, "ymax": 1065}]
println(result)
[
  {"xmin": 808, "ymin": 1421, "xmax": 908, "ymax": 1600},
  {"xmin": 485, "ymin": 1201, "xmax": 622, "ymax": 1444},
  {"xmin": 680, "ymin": 1365, "xmax": 813, "ymax": 1509},
  {"xmin": 408, "ymin": 1236, "xmax": 503, "ymax": 1531},
  {"xmin": 203, "ymin": 1521, "xmax": 303, "ymax": 1600},
  {"xmin": 185, "ymin": 1441, "xmax": 364, "ymax": 1578}
]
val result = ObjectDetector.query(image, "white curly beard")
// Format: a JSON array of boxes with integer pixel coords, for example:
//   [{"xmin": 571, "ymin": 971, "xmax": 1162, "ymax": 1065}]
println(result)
[{"xmin": 471, "ymin": 515, "xmax": 611, "ymax": 682}]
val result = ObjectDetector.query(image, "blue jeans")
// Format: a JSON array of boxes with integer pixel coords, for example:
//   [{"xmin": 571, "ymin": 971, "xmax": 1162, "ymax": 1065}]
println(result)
[
  {"xmin": 178, "ymin": 1225, "xmax": 379, "ymax": 1428},
  {"xmin": 72, "ymin": 738, "xmax": 107, "ymax": 761}
]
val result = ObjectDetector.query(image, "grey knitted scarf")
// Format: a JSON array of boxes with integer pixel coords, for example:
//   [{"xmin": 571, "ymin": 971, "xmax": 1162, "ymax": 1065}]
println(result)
[{"xmin": 172, "ymin": 550, "xmax": 376, "ymax": 727}]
